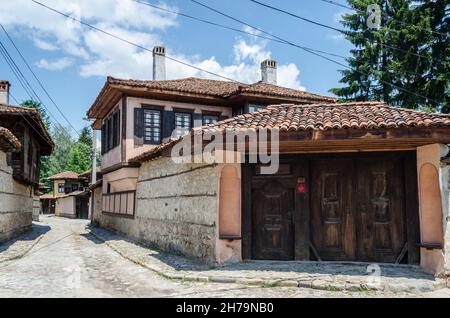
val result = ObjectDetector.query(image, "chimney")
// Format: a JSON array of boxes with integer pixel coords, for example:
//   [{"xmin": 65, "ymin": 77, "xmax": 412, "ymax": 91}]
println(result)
[
  {"xmin": 0, "ymin": 81, "xmax": 10, "ymax": 104},
  {"xmin": 261, "ymin": 59, "xmax": 277, "ymax": 85},
  {"xmin": 153, "ymin": 46, "xmax": 166, "ymax": 81}
]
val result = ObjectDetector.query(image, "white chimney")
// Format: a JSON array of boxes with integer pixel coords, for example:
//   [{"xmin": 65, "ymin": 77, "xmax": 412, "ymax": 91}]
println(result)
[
  {"xmin": 0, "ymin": 81, "xmax": 10, "ymax": 104},
  {"xmin": 153, "ymin": 46, "xmax": 166, "ymax": 81},
  {"xmin": 261, "ymin": 59, "xmax": 277, "ymax": 85}
]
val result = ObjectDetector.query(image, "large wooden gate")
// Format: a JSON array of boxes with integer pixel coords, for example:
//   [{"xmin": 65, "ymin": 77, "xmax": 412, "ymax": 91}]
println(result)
[{"xmin": 242, "ymin": 152, "xmax": 420, "ymax": 264}]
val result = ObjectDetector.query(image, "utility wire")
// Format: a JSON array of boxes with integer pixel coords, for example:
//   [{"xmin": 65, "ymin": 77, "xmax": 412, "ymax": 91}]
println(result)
[
  {"xmin": 32, "ymin": 0, "xmax": 242, "ymax": 84},
  {"xmin": 318, "ymin": 0, "xmax": 449, "ymax": 38},
  {"xmin": 191, "ymin": 0, "xmax": 440, "ymax": 106},
  {"xmin": 31, "ymin": 0, "xmax": 441, "ymax": 106},
  {"xmin": 132, "ymin": 0, "xmax": 347, "ymax": 59},
  {"xmin": 6, "ymin": 92, "xmax": 53, "ymax": 145},
  {"xmin": 249, "ymin": 0, "xmax": 433, "ymax": 61},
  {"xmin": 0, "ymin": 39, "xmax": 73, "ymax": 138},
  {"xmin": 1, "ymin": 23, "xmax": 81, "ymax": 137}
]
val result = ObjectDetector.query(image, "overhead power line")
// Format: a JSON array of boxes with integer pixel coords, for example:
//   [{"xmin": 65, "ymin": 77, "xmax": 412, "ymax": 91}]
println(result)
[
  {"xmin": 132, "ymin": 0, "xmax": 347, "ymax": 59},
  {"xmin": 31, "ymin": 0, "xmax": 440, "ymax": 107},
  {"xmin": 190, "ymin": 0, "xmax": 440, "ymax": 106},
  {"xmin": 1, "ymin": 23, "xmax": 81, "ymax": 138},
  {"xmin": 317, "ymin": 0, "xmax": 449, "ymax": 38},
  {"xmin": 31, "ymin": 0, "xmax": 242, "ymax": 84},
  {"xmin": 0, "ymin": 39, "xmax": 74, "ymax": 138},
  {"xmin": 248, "ymin": 0, "xmax": 433, "ymax": 61}
]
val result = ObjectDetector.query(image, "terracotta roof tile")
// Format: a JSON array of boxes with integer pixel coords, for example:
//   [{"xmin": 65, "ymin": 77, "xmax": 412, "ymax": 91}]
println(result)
[
  {"xmin": 130, "ymin": 101, "xmax": 450, "ymax": 163},
  {"xmin": 48, "ymin": 171, "xmax": 81, "ymax": 181},
  {"xmin": 201, "ymin": 102, "xmax": 450, "ymax": 133},
  {"xmin": 0, "ymin": 104, "xmax": 54, "ymax": 151},
  {"xmin": 0, "ymin": 126, "xmax": 21, "ymax": 152},
  {"xmin": 88, "ymin": 76, "xmax": 336, "ymax": 118}
]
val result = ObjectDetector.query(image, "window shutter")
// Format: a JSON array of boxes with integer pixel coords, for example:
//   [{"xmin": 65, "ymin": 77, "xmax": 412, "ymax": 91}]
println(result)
[
  {"xmin": 193, "ymin": 113, "xmax": 203, "ymax": 127},
  {"xmin": 134, "ymin": 108, "xmax": 144, "ymax": 145},
  {"xmin": 101, "ymin": 124, "xmax": 105, "ymax": 155},
  {"xmin": 162, "ymin": 110, "xmax": 175, "ymax": 140},
  {"xmin": 112, "ymin": 111, "xmax": 119, "ymax": 147},
  {"xmin": 108, "ymin": 117, "xmax": 113, "ymax": 151}
]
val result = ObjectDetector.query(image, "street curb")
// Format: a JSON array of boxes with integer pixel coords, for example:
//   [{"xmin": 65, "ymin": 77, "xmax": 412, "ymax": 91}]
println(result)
[
  {"xmin": 88, "ymin": 229, "xmax": 448, "ymax": 293},
  {"xmin": 0, "ymin": 234, "xmax": 45, "ymax": 263}
]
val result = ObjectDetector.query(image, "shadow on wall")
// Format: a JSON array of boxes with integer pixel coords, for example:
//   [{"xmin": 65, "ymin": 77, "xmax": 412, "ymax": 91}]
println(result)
[{"xmin": 0, "ymin": 223, "xmax": 50, "ymax": 253}]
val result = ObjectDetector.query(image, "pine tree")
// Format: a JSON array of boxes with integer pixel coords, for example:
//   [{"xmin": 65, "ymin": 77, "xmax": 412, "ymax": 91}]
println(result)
[
  {"xmin": 20, "ymin": 100, "xmax": 51, "ymax": 130},
  {"xmin": 331, "ymin": 0, "xmax": 449, "ymax": 111}
]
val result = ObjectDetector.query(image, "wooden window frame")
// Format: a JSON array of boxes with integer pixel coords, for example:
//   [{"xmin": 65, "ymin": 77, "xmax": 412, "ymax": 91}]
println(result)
[
  {"xmin": 58, "ymin": 183, "xmax": 65, "ymax": 193},
  {"xmin": 202, "ymin": 114, "xmax": 220, "ymax": 126},
  {"xmin": 143, "ymin": 108, "xmax": 162, "ymax": 145},
  {"xmin": 174, "ymin": 111, "xmax": 192, "ymax": 138},
  {"xmin": 102, "ymin": 109, "xmax": 120, "ymax": 154}
]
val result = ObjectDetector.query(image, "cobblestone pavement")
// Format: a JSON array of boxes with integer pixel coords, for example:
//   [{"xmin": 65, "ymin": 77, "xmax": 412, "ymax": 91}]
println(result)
[
  {"xmin": 0, "ymin": 216, "xmax": 448, "ymax": 298},
  {"xmin": 90, "ymin": 225, "xmax": 448, "ymax": 293}
]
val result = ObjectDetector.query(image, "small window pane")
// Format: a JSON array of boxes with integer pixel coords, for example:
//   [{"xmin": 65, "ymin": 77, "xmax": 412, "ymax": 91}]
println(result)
[
  {"xmin": 174, "ymin": 112, "xmax": 192, "ymax": 137},
  {"xmin": 202, "ymin": 115, "xmax": 219, "ymax": 126},
  {"xmin": 143, "ymin": 109, "xmax": 161, "ymax": 144}
]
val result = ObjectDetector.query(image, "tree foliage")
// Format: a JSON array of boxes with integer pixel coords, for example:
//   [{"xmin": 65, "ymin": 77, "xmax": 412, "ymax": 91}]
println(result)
[
  {"xmin": 331, "ymin": 0, "xmax": 449, "ymax": 112},
  {"xmin": 19, "ymin": 99, "xmax": 95, "ymax": 189}
]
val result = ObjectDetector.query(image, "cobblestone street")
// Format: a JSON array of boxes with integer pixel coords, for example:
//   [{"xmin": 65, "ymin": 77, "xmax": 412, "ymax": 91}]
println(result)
[{"xmin": 0, "ymin": 216, "xmax": 448, "ymax": 298}]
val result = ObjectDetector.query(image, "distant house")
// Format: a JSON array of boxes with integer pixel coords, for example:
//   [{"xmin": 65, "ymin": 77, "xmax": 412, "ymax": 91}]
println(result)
[
  {"xmin": 41, "ymin": 171, "xmax": 90, "ymax": 219},
  {"xmin": 0, "ymin": 80, "xmax": 54, "ymax": 242},
  {"xmin": 87, "ymin": 47, "xmax": 450, "ymax": 275}
]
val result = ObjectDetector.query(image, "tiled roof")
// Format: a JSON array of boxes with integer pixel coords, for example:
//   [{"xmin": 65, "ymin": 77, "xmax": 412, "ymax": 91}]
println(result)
[
  {"xmin": 39, "ymin": 193, "xmax": 55, "ymax": 200},
  {"xmin": 88, "ymin": 76, "xmax": 336, "ymax": 118},
  {"xmin": 0, "ymin": 104, "xmax": 54, "ymax": 151},
  {"xmin": 129, "ymin": 138, "xmax": 182, "ymax": 164},
  {"xmin": 130, "ymin": 101, "xmax": 450, "ymax": 163},
  {"xmin": 107, "ymin": 76, "xmax": 240, "ymax": 97},
  {"xmin": 0, "ymin": 126, "xmax": 21, "ymax": 152},
  {"xmin": 48, "ymin": 171, "xmax": 81, "ymax": 180},
  {"xmin": 237, "ymin": 82, "xmax": 336, "ymax": 102},
  {"xmin": 201, "ymin": 102, "xmax": 450, "ymax": 132}
]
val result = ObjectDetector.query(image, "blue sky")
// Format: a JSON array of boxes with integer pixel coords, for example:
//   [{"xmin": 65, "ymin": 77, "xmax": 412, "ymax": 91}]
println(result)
[{"xmin": 0, "ymin": 0, "xmax": 352, "ymax": 135}]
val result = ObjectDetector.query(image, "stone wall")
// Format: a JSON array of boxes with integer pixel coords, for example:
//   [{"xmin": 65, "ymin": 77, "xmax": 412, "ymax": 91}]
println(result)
[
  {"xmin": 0, "ymin": 150, "xmax": 33, "ymax": 243},
  {"xmin": 93, "ymin": 157, "xmax": 221, "ymax": 261},
  {"xmin": 32, "ymin": 196, "xmax": 40, "ymax": 222}
]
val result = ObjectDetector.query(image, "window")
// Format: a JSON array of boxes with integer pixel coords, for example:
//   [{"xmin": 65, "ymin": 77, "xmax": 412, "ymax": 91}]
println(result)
[
  {"xmin": 72, "ymin": 184, "xmax": 79, "ymax": 192},
  {"xmin": 101, "ymin": 109, "xmax": 120, "ymax": 154},
  {"xmin": 174, "ymin": 112, "xmax": 192, "ymax": 137},
  {"xmin": 143, "ymin": 109, "xmax": 161, "ymax": 144},
  {"xmin": 58, "ymin": 183, "xmax": 65, "ymax": 193},
  {"xmin": 248, "ymin": 104, "xmax": 265, "ymax": 113},
  {"xmin": 202, "ymin": 115, "xmax": 219, "ymax": 126}
]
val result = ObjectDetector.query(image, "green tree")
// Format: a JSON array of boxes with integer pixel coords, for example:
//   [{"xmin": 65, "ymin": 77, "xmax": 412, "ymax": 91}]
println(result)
[
  {"xmin": 20, "ymin": 100, "xmax": 51, "ymax": 130},
  {"xmin": 78, "ymin": 126, "xmax": 93, "ymax": 148},
  {"xmin": 66, "ymin": 142, "xmax": 92, "ymax": 174},
  {"xmin": 331, "ymin": 0, "xmax": 449, "ymax": 111}
]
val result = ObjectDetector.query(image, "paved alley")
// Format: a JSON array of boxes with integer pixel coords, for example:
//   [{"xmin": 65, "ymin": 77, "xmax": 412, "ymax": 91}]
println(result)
[{"xmin": 0, "ymin": 216, "xmax": 448, "ymax": 298}]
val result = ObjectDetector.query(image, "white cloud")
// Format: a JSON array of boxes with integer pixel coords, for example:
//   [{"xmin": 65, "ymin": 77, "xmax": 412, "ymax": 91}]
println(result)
[
  {"xmin": 36, "ymin": 58, "xmax": 74, "ymax": 71},
  {"xmin": 33, "ymin": 39, "xmax": 58, "ymax": 51},
  {"xmin": 2, "ymin": 0, "xmax": 305, "ymax": 89}
]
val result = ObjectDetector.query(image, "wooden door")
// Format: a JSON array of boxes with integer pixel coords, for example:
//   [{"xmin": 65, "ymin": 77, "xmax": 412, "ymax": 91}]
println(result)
[
  {"xmin": 252, "ymin": 179, "xmax": 295, "ymax": 260},
  {"xmin": 356, "ymin": 158, "xmax": 407, "ymax": 263},
  {"xmin": 310, "ymin": 159, "xmax": 356, "ymax": 261}
]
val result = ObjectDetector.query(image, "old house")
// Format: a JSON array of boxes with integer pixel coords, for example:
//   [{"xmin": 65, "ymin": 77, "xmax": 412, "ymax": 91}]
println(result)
[
  {"xmin": 0, "ymin": 80, "xmax": 54, "ymax": 242},
  {"xmin": 42, "ymin": 171, "xmax": 90, "ymax": 219},
  {"xmin": 88, "ymin": 48, "xmax": 450, "ymax": 275}
]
